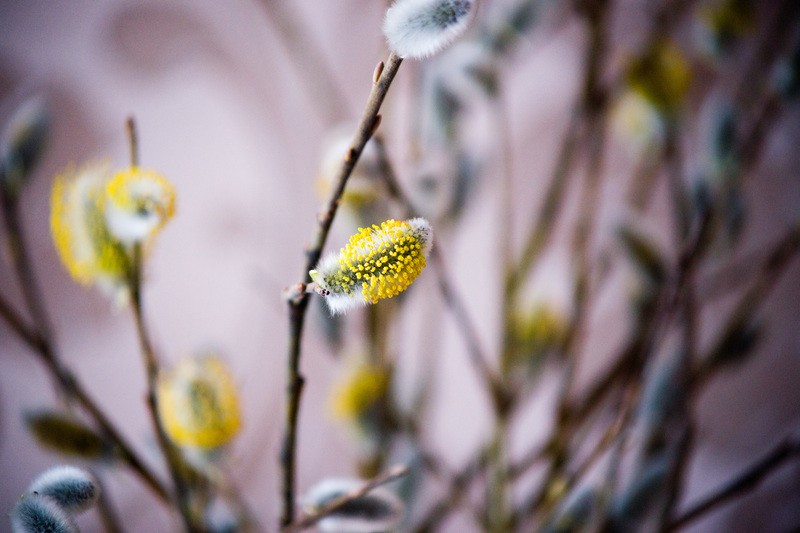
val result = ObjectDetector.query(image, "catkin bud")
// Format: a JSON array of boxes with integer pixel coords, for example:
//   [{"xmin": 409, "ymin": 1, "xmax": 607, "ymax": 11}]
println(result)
[
  {"xmin": 27, "ymin": 466, "xmax": 99, "ymax": 514},
  {"xmin": 383, "ymin": 0, "xmax": 476, "ymax": 59},
  {"xmin": 310, "ymin": 218, "xmax": 433, "ymax": 315}
]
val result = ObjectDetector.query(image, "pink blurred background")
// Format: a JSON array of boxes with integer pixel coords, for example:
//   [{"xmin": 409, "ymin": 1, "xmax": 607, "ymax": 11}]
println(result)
[{"xmin": 1, "ymin": 0, "xmax": 799, "ymax": 531}]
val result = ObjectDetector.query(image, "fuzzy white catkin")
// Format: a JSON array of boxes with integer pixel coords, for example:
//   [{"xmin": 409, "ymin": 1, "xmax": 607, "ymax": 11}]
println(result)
[
  {"xmin": 383, "ymin": 0, "xmax": 476, "ymax": 59},
  {"xmin": 302, "ymin": 478, "xmax": 405, "ymax": 533},
  {"xmin": 27, "ymin": 465, "xmax": 99, "ymax": 514},
  {"xmin": 11, "ymin": 494, "xmax": 78, "ymax": 533}
]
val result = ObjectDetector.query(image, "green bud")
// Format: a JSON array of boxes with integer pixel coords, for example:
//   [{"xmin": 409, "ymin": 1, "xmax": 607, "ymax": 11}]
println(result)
[
  {"xmin": 617, "ymin": 225, "xmax": 667, "ymax": 286},
  {"xmin": 25, "ymin": 411, "xmax": 110, "ymax": 459},
  {"xmin": 705, "ymin": 318, "xmax": 761, "ymax": 371}
]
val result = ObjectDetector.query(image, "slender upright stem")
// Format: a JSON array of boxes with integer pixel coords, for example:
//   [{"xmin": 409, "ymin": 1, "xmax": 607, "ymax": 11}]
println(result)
[
  {"xmin": 518, "ymin": 1, "xmax": 611, "ymax": 523},
  {"xmin": 281, "ymin": 53, "xmax": 403, "ymax": 528},
  {"xmin": 124, "ymin": 118, "xmax": 201, "ymax": 530},
  {"xmin": 128, "ymin": 244, "xmax": 199, "ymax": 531},
  {"xmin": 372, "ymin": 136, "xmax": 501, "ymax": 399},
  {"xmin": 657, "ymin": 127, "xmax": 700, "ymax": 531},
  {"xmin": 126, "ymin": 116, "xmax": 139, "ymax": 167}
]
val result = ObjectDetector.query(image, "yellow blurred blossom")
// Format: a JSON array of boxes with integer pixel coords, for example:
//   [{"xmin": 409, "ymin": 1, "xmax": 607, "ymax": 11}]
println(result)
[
  {"xmin": 330, "ymin": 362, "xmax": 390, "ymax": 422},
  {"xmin": 156, "ymin": 355, "xmax": 241, "ymax": 449},
  {"xmin": 50, "ymin": 162, "xmax": 175, "ymax": 303},
  {"xmin": 626, "ymin": 39, "xmax": 692, "ymax": 116},
  {"xmin": 104, "ymin": 166, "xmax": 175, "ymax": 244},
  {"xmin": 506, "ymin": 303, "xmax": 567, "ymax": 369},
  {"xmin": 611, "ymin": 91, "xmax": 666, "ymax": 159},
  {"xmin": 51, "ymin": 162, "xmax": 130, "ymax": 298}
]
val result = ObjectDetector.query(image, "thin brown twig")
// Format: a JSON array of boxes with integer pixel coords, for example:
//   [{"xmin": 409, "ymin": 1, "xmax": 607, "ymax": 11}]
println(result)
[
  {"xmin": 657, "ymin": 125, "xmax": 701, "ymax": 532},
  {"xmin": 0, "ymin": 291, "xmax": 42, "ymax": 350},
  {"xmin": 127, "ymin": 245, "xmax": 193, "ymax": 526},
  {"xmin": 668, "ymin": 436, "xmax": 800, "ymax": 530},
  {"xmin": 412, "ymin": 453, "xmax": 488, "ymax": 533},
  {"xmin": 506, "ymin": 108, "xmax": 582, "ymax": 297},
  {"xmin": 124, "ymin": 119, "xmax": 199, "ymax": 530},
  {"xmin": 514, "ymin": 1, "xmax": 611, "ymax": 524},
  {"xmin": 281, "ymin": 52, "xmax": 403, "ymax": 528},
  {"xmin": 695, "ymin": 223, "xmax": 800, "ymax": 384},
  {"xmin": 283, "ymin": 465, "xmax": 409, "ymax": 533}
]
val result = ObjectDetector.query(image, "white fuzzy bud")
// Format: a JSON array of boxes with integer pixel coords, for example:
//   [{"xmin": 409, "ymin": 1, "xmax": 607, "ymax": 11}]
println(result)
[
  {"xmin": 11, "ymin": 494, "xmax": 78, "ymax": 533},
  {"xmin": 27, "ymin": 465, "xmax": 99, "ymax": 514},
  {"xmin": 383, "ymin": 0, "xmax": 476, "ymax": 59},
  {"xmin": 301, "ymin": 478, "xmax": 405, "ymax": 533}
]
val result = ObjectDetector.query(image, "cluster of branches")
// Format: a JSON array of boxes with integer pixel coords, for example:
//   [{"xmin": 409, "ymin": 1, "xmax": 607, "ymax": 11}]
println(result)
[
  {"xmin": 276, "ymin": 0, "xmax": 800, "ymax": 531},
  {"xmin": 1, "ymin": 0, "xmax": 799, "ymax": 531}
]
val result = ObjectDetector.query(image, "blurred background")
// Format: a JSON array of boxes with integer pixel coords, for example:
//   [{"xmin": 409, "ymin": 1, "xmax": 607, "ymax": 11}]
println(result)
[{"xmin": 0, "ymin": 0, "xmax": 799, "ymax": 531}]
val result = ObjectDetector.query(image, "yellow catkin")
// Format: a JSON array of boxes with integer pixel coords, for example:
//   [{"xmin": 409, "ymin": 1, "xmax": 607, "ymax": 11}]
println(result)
[
  {"xmin": 156, "ymin": 356, "xmax": 242, "ymax": 449},
  {"xmin": 50, "ymin": 163, "xmax": 128, "ymax": 285},
  {"xmin": 106, "ymin": 166, "xmax": 176, "ymax": 223},
  {"xmin": 330, "ymin": 363, "xmax": 389, "ymax": 421},
  {"xmin": 311, "ymin": 218, "xmax": 431, "ymax": 314},
  {"xmin": 339, "ymin": 220, "xmax": 427, "ymax": 303}
]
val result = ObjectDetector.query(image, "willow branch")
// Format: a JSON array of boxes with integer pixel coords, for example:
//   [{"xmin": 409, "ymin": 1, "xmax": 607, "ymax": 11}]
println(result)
[
  {"xmin": 128, "ymin": 244, "xmax": 198, "ymax": 530},
  {"xmin": 0, "ymin": 291, "xmax": 43, "ymax": 350},
  {"xmin": 657, "ymin": 126, "xmax": 702, "ymax": 531},
  {"xmin": 283, "ymin": 465, "xmax": 409, "ymax": 533},
  {"xmin": 668, "ymin": 436, "xmax": 800, "ymax": 530},
  {"xmin": 124, "ymin": 118, "xmax": 198, "ymax": 529},
  {"xmin": 696, "ymin": 223, "xmax": 800, "ymax": 384},
  {"xmin": 412, "ymin": 453, "xmax": 488, "ymax": 533},
  {"xmin": 281, "ymin": 52, "xmax": 403, "ymax": 528},
  {"xmin": 516, "ymin": 1, "xmax": 611, "ymax": 523}
]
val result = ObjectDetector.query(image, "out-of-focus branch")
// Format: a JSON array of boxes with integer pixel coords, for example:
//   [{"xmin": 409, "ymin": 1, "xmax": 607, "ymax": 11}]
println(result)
[
  {"xmin": 695, "ymin": 223, "xmax": 800, "ymax": 385},
  {"xmin": 257, "ymin": 0, "xmax": 351, "ymax": 125},
  {"xmin": 668, "ymin": 436, "xmax": 800, "ymax": 531},
  {"xmin": 372, "ymin": 136, "xmax": 504, "ymax": 406},
  {"xmin": 283, "ymin": 465, "xmax": 409, "ymax": 533},
  {"xmin": 124, "ymin": 118, "xmax": 199, "ymax": 530},
  {"xmin": 513, "ymin": 0, "xmax": 612, "ymax": 524}
]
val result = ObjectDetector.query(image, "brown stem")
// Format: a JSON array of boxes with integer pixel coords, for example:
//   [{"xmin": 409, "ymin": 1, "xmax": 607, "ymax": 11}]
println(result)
[
  {"xmin": 668, "ymin": 436, "xmax": 800, "ymax": 530},
  {"xmin": 283, "ymin": 465, "xmax": 409, "ymax": 532},
  {"xmin": 281, "ymin": 52, "xmax": 403, "ymax": 528},
  {"xmin": 516, "ymin": 1, "xmax": 611, "ymax": 524},
  {"xmin": 127, "ymin": 244, "xmax": 200, "ymax": 531},
  {"xmin": 412, "ymin": 453, "xmax": 488, "ymax": 533},
  {"xmin": 657, "ymin": 127, "xmax": 700, "ymax": 531}
]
